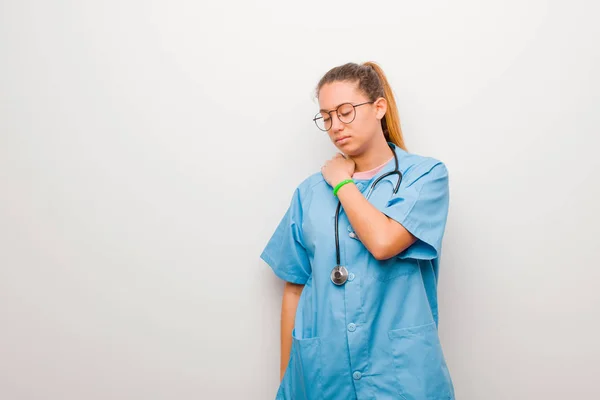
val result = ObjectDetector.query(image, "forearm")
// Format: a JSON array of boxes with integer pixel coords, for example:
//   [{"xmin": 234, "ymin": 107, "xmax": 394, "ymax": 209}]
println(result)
[
  {"xmin": 280, "ymin": 282, "xmax": 304, "ymax": 381},
  {"xmin": 335, "ymin": 182, "xmax": 393, "ymax": 259}
]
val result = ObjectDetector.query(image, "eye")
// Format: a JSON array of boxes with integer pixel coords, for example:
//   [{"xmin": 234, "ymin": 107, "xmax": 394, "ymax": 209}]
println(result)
[{"xmin": 338, "ymin": 104, "xmax": 354, "ymax": 114}]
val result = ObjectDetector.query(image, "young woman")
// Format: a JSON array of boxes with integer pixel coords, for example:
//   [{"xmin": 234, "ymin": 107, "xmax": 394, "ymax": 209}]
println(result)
[{"xmin": 261, "ymin": 62, "xmax": 455, "ymax": 400}]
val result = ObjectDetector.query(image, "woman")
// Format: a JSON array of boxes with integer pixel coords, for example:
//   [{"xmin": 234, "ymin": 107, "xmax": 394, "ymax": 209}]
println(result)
[{"xmin": 261, "ymin": 62, "xmax": 455, "ymax": 400}]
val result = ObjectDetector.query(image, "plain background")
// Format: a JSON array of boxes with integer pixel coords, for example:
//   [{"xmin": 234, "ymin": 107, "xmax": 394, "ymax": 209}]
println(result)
[{"xmin": 1, "ymin": 1, "xmax": 599, "ymax": 399}]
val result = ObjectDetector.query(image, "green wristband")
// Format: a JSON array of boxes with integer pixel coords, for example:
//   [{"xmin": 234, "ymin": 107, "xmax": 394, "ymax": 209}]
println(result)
[{"xmin": 333, "ymin": 179, "xmax": 354, "ymax": 197}]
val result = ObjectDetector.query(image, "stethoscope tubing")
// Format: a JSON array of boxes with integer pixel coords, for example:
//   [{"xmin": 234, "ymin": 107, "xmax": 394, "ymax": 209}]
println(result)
[{"xmin": 334, "ymin": 144, "xmax": 402, "ymax": 267}]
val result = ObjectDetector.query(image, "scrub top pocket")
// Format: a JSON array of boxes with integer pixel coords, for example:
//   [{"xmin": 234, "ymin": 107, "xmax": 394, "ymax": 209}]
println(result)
[
  {"xmin": 369, "ymin": 256, "xmax": 419, "ymax": 282},
  {"xmin": 388, "ymin": 322, "xmax": 454, "ymax": 400},
  {"xmin": 278, "ymin": 329, "xmax": 323, "ymax": 400}
]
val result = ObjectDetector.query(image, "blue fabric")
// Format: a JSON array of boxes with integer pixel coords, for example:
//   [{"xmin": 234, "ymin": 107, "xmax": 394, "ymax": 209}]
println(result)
[
  {"xmin": 261, "ymin": 143, "xmax": 455, "ymax": 400},
  {"xmin": 260, "ymin": 187, "xmax": 312, "ymax": 285}
]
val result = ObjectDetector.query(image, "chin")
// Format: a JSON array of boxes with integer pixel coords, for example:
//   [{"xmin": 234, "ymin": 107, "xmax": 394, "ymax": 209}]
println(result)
[{"xmin": 336, "ymin": 141, "xmax": 363, "ymax": 157}]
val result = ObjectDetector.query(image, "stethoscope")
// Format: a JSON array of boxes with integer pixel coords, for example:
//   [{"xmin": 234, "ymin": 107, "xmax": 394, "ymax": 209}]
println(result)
[{"xmin": 330, "ymin": 143, "xmax": 403, "ymax": 285}]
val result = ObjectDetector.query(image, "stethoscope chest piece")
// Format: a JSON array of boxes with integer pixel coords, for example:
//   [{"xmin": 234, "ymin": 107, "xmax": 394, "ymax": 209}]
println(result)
[{"xmin": 330, "ymin": 265, "xmax": 349, "ymax": 285}]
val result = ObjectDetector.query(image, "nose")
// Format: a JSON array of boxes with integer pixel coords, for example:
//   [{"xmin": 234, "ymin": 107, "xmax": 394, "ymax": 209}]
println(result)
[{"xmin": 330, "ymin": 112, "xmax": 344, "ymax": 133}]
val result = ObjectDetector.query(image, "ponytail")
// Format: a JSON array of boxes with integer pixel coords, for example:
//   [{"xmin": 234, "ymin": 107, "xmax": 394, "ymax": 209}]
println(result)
[{"xmin": 362, "ymin": 62, "xmax": 407, "ymax": 151}]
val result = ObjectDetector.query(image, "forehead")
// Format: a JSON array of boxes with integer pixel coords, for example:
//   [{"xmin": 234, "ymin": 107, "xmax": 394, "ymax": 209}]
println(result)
[{"xmin": 318, "ymin": 81, "xmax": 366, "ymax": 110}]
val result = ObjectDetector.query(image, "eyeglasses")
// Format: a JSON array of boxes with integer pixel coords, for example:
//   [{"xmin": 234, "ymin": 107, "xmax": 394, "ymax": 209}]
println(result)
[{"xmin": 313, "ymin": 101, "xmax": 375, "ymax": 132}]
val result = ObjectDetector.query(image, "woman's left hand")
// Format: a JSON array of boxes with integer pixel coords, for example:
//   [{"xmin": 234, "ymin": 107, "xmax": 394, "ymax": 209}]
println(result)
[{"xmin": 321, "ymin": 153, "xmax": 355, "ymax": 187}]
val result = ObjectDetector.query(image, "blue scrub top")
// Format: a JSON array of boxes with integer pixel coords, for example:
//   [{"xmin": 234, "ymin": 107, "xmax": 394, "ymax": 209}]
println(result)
[{"xmin": 261, "ymin": 143, "xmax": 455, "ymax": 400}]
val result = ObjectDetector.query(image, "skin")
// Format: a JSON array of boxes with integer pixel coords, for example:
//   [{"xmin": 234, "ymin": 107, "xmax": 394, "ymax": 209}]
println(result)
[
  {"xmin": 280, "ymin": 282, "xmax": 302, "ymax": 381},
  {"xmin": 280, "ymin": 80, "xmax": 417, "ymax": 382}
]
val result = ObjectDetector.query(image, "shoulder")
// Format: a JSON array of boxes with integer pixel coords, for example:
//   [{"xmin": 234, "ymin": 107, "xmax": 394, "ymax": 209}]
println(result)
[
  {"xmin": 397, "ymin": 148, "xmax": 449, "ymax": 185},
  {"xmin": 288, "ymin": 171, "xmax": 329, "ymax": 208},
  {"xmin": 296, "ymin": 171, "xmax": 329, "ymax": 196}
]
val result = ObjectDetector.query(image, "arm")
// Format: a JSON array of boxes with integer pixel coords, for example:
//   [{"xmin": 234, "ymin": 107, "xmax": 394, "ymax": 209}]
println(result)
[
  {"xmin": 280, "ymin": 282, "xmax": 304, "ymax": 381},
  {"xmin": 336, "ymin": 183, "xmax": 417, "ymax": 260}
]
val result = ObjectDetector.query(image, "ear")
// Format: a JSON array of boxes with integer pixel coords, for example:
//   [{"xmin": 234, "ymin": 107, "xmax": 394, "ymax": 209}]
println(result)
[{"xmin": 374, "ymin": 97, "xmax": 387, "ymax": 120}]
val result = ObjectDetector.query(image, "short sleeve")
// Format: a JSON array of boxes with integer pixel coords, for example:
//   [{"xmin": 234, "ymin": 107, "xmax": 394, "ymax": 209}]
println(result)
[
  {"xmin": 260, "ymin": 187, "xmax": 311, "ymax": 284},
  {"xmin": 379, "ymin": 162, "xmax": 450, "ymax": 260}
]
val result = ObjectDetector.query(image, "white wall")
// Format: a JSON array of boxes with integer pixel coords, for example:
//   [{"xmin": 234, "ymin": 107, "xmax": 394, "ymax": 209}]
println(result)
[{"xmin": 1, "ymin": 1, "xmax": 599, "ymax": 399}]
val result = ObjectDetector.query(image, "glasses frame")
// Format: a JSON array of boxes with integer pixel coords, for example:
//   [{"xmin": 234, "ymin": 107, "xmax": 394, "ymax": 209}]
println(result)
[{"xmin": 313, "ymin": 101, "xmax": 375, "ymax": 132}]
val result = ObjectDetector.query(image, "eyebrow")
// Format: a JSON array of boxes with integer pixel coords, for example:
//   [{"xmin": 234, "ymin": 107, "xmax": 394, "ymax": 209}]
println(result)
[{"xmin": 319, "ymin": 102, "xmax": 351, "ymax": 113}]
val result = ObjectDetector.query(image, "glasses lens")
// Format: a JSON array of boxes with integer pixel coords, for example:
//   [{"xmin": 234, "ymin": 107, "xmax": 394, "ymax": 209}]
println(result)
[
  {"xmin": 337, "ymin": 104, "xmax": 355, "ymax": 123},
  {"xmin": 314, "ymin": 113, "xmax": 330, "ymax": 131}
]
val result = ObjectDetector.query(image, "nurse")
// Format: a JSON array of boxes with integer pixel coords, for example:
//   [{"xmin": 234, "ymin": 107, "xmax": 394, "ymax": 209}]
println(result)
[{"xmin": 261, "ymin": 61, "xmax": 455, "ymax": 400}]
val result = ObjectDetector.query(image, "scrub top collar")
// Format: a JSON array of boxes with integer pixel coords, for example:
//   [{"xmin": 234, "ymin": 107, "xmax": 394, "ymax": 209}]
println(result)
[{"xmin": 355, "ymin": 141, "xmax": 405, "ymax": 186}]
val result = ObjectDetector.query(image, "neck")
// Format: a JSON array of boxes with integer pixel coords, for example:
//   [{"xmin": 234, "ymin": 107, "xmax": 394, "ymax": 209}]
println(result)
[{"xmin": 351, "ymin": 136, "xmax": 395, "ymax": 172}]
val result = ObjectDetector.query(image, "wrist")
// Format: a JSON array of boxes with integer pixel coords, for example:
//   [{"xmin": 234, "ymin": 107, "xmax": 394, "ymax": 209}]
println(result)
[
  {"xmin": 333, "ymin": 178, "xmax": 354, "ymax": 197},
  {"xmin": 333, "ymin": 175, "xmax": 352, "ymax": 187}
]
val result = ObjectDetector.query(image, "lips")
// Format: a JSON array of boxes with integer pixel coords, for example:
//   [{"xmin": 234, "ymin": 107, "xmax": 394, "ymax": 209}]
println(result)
[{"xmin": 335, "ymin": 136, "xmax": 351, "ymax": 144}]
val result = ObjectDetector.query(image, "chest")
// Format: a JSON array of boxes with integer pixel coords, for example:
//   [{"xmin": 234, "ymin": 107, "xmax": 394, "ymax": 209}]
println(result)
[{"xmin": 301, "ymin": 180, "xmax": 397, "ymax": 256}]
